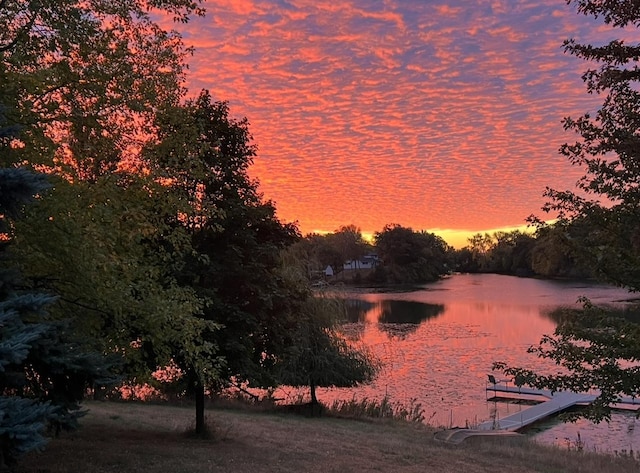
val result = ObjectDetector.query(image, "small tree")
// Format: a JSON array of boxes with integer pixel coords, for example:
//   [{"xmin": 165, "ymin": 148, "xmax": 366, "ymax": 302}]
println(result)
[{"xmin": 276, "ymin": 295, "xmax": 379, "ymax": 408}]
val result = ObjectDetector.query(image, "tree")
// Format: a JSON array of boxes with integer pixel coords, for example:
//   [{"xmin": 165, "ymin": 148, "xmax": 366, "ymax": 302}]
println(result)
[
  {"xmin": 328, "ymin": 225, "xmax": 369, "ymax": 267},
  {"xmin": 286, "ymin": 233, "xmax": 342, "ymax": 280},
  {"xmin": 374, "ymin": 224, "xmax": 450, "ymax": 284},
  {"xmin": 487, "ymin": 231, "xmax": 535, "ymax": 276},
  {"xmin": 1, "ymin": 0, "xmax": 223, "ymax": 422},
  {"xmin": 12, "ymin": 174, "xmax": 219, "ymax": 392},
  {"xmin": 465, "ymin": 233, "xmax": 494, "ymax": 272},
  {"xmin": 496, "ymin": 0, "xmax": 640, "ymax": 422},
  {"xmin": 1, "ymin": 0, "xmax": 203, "ymax": 177},
  {"xmin": 0, "ymin": 165, "xmax": 54, "ymax": 468},
  {"xmin": 0, "ymin": 120, "xmax": 116, "ymax": 466},
  {"xmin": 275, "ymin": 250, "xmax": 380, "ymax": 407},
  {"xmin": 146, "ymin": 91, "xmax": 300, "ymax": 434},
  {"xmin": 276, "ymin": 295, "xmax": 379, "ymax": 408},
  {"xmin": 534, "ymin": 1, "xmax": 640, "ymax": 289}
]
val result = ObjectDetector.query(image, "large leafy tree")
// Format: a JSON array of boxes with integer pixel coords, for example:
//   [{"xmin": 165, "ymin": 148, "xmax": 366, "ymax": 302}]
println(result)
[
  {"xmin": 1, "ymin": 0, "xmax": 203, "ymax": 176},
  {"xmin": 12, "ymin": 174, "xmax": 219, "ymax": 388},
  {"xmin": 1, "ymin": 0, "xmax": 221, "ymax": 423},
  {"xmin": 146, "ymin": 91, "xmax": 301, "ymax": 433},
  {"xmin": 496, "ymin": 0, "xmax": 640, "ymax": 422}
]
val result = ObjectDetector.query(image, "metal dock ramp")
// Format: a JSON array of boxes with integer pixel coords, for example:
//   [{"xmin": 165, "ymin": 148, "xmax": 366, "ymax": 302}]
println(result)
[
  {"xmin": 479, "ymin": 383, "xmax": 639, "ymax": 431},
  {"xmin": 478, "ymin": 390, "xmax": 595, "ymax": 431}
]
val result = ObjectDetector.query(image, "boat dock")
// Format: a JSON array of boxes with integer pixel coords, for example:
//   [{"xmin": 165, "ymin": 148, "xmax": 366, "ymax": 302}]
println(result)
[{"xmin": 479, "ymin": 382, "xmax": 640, "ymax": 432}]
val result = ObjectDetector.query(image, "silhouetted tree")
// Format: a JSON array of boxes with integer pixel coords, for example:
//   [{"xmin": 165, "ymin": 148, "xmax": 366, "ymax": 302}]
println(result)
[
  {"xmin": 275, "ymin": 295, "xmax": 379, "ymax": 407},
  {"xmin": 374, "ymin": 224, "xmax": 450, "ymax": 283},
  {"xmin": 148, "ymin": 91, "xmax": 300, "ymax": 434},
  {"xmin": 496, "ymin": 0, "xmax": 640, "ymax": 422}
]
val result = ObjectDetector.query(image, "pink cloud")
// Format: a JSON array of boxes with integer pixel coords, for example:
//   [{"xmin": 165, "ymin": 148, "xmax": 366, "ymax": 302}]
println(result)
[{"xmin": 172, "ymin": 0, "xmax": 615, "ymax": 243}]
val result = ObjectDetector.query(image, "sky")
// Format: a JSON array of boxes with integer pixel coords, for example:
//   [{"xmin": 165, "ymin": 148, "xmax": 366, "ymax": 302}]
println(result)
[{"xmin": 176, "ymin": 0, "xmax": 627, "ymax": 248}]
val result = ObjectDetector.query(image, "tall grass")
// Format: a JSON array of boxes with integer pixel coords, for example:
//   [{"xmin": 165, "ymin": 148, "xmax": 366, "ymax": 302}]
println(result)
[{"xmin": 327, "ymin": 395, "xmax": 430, "ymax": 423}]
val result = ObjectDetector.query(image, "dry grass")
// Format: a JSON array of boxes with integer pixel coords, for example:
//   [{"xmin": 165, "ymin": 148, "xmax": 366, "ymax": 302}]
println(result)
[{"xmin": 16, "ymin": 401, "xmax": 640, "ymax": 473}]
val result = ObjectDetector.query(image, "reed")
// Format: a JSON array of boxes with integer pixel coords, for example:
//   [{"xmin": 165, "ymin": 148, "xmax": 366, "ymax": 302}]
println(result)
[{"xmin": 327, "ymin": 395, "xmax": 427, "ymax": 423}]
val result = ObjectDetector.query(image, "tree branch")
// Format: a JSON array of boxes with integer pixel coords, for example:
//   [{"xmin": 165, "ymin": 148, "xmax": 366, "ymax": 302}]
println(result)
[{"xmin": 0, "ymin": 1, "xmax": 40, "ymax": 53}]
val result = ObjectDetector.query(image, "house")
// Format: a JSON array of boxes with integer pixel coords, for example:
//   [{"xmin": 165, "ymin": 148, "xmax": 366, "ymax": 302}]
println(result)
[{"xmin": 343, "ymin": 254, "xmax": 379, "ymax": 271}]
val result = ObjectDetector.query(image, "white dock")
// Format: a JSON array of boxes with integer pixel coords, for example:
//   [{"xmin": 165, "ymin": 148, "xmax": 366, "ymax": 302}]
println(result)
[
  {"xmin": 435, "ymin": 383, "xmax": 640, "ymax": 443},
  {"xmin": 479, "ymin": 391, "xmax": 595, "ymax": 431},
  {"xmin": 480, "ymin": 383, "xmax": 640, "ymax": 432}
]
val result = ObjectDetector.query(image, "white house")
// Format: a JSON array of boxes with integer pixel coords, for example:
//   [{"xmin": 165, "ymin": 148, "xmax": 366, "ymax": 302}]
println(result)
[{"xmin": 343, "ymin": 254, "xmax": 379, "ymax": 271}]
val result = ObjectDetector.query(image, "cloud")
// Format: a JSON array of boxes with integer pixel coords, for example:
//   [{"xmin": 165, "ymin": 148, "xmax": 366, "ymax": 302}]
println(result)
[{"xmin": 173, "ymin": 0, "xmax": 615, "ymax": 243}]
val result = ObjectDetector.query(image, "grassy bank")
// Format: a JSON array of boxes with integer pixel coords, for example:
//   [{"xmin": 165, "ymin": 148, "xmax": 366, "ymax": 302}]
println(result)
[{"xmin": 17, "ymin": 401, "xmax": 640, "ymax": 473}]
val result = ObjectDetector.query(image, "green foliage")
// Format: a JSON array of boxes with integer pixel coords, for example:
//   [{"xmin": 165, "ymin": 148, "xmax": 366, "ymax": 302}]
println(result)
[
  {"xmin": 0, "ymin": 397, "xmax": 54, "ymax": 465},
  {"xmin": 275, "ymin": 295, "xmax": 380, "ymax": 405},
  {"xmin": 456, "ymin": 227, "xmax": 594, "ymax": 278},
  {"xmin": 287, "ymin": 225, "xmax": 372, "ymax": 281},
  {"xmin": 11, "ymin": 172, "xmax": 220, "ymax": 386},
  {"xmin": 496, "ymin": 0, "xmax": 640, "ymax": 422},
  {"xmin": 0, "ymin": 165, "xmax": 118, "ymax": 466},
  {"xmin": 533, "ymin": 1, "xmax": 640, "ymax": 291},
  {"xmin": 496, "ymin": 300, "xmax": 640, "ymax": 423},
  {"xmin": 327, "ymin": 225, "xmax": 370, "ymax": 267},
  {"xmin": 0, "ymin": 0, "xmax": 203, "ymax": 176},
  {"xmin": 147, "ymin": 91, "xmax": 301, "ymax": 392},
  {"xmin": 1, "ymin": 0, "xmax": 227, "ymax": 443}
]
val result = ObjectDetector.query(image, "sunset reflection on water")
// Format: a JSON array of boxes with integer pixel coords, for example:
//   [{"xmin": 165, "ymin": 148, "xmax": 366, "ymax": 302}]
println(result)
[{"xmin": 309, "ymin": 273, "xmax": 639, "ymax": 452}]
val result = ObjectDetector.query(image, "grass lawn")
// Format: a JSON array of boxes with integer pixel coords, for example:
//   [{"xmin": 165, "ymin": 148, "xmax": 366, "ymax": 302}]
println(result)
[{"xmin": 16, "ymin": 401, "xmax": 640, "ymax": 473}]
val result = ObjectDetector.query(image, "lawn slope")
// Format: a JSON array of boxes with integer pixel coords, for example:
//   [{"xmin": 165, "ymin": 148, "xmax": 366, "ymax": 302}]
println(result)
[{"xmin": 17, "ymin": 401, "xmax": 639, "ymax": 473}]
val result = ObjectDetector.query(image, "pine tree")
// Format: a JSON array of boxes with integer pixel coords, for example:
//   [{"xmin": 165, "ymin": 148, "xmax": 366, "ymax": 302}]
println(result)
[
  {"xmin": 0, "ymin": 167, "xmax": 56, "ymax": 467},
  {"xmin": 0, "ymin": 108, "xmax": 117, "ymax": 467}
]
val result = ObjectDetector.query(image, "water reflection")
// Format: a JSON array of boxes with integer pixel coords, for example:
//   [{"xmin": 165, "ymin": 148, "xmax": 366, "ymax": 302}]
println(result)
[
  {"xmin": 345, "ymin": 299, "xmax": 445, "ymax": 339},
  {"xmin": 344, "ymin": 299, "xmax": 375, "ymax": 323},
  {"xmin": 324, "ymin": 274, "xmax": 637, "ymax": 452},
  {"xmin": 378, "ymin": 300, "xmax": 445, "ymax": 325}
]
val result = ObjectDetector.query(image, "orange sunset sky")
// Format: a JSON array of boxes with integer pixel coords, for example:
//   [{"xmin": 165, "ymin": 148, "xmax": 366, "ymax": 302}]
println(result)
[{"xmin": 173, "ymin": 1, "xmax": 632, "ymax": 248}]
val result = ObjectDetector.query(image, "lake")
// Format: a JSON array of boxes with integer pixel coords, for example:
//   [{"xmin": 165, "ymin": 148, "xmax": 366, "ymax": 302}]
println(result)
[{"xmin": 310, "ymin": 273, "xmax": 639, "ymax": 452}]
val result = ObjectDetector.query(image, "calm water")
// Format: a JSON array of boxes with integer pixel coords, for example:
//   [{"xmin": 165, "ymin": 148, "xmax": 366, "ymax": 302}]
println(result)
[{"xmin": 311, "ymin": 273, "xmax": 639, "ymax": 452}]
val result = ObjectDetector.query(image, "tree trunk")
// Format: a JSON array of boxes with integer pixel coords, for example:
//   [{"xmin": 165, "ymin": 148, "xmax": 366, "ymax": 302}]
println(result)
[
  {"xmin": 309, "ymin": 380, "xmax": 318, "ymax": 405},
  {"xmin": 195, "ymin": 382, "xmax": 205, "ymax": 436}
]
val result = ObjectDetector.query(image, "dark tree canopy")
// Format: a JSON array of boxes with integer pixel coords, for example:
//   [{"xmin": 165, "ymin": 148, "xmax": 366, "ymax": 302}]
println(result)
[
  {"xmin": 497, "ymin": 0, "xmax": 640, "ymax": 423},
  {"xmin": 146, "ymin": 91, "xmax": 306, "ymax": 433},
  {"xmin": 374, "ymin": 224, "xmax": 450, "ymax": 284},
  {"xmin": 535, "ymin": 0, "xmax": 640, "ymax": 291}
]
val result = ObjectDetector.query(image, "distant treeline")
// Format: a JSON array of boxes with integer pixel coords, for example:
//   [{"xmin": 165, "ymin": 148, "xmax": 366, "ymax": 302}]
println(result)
[
  {"xmin": 453, "ymin": 224, "xmax": 592, "ymax": 279},
  {"xmin": 293, "ymin": 221, "xmax": 594, "ymax": 286}
]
